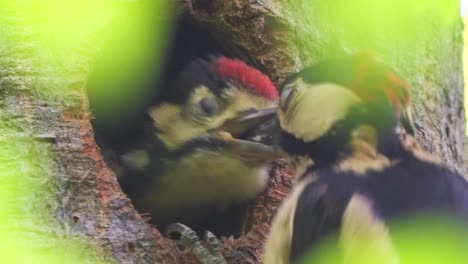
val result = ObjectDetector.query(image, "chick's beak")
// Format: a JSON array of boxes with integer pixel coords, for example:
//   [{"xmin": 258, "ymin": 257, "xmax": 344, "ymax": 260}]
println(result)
[
  {"xmin": 221, "ymin": 108, "xmax": 277, "ymax": 138},
  {"xmin": 219, "ymin": 107, "xmax": 279, "ymax": 162}
]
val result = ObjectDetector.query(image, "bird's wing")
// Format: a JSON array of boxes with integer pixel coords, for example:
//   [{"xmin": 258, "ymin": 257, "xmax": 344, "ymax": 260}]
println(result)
[
  {"xmin": 290, "ymin": 173, "xmax": 398, "ymax": 264},
  {"xmin": 290, "ymin": 177, "xmax": 349, "ymax": 263}
]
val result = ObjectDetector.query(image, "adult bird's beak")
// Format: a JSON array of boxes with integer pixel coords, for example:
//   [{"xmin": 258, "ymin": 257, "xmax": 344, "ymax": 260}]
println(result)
[{"xmin": 219, "ymin": 107, "xmax": 279, "ymax": 162}]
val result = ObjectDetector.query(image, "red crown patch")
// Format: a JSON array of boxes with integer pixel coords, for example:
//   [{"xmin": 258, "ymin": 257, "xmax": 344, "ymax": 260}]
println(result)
[{"xmin": 214, "ymin": 57, "xmax": 278, "ymax": 100}]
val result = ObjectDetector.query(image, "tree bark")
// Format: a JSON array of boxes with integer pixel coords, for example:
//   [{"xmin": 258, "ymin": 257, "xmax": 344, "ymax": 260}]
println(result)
[{"xmin": 0, "ymin": 0, "xmax": 465, "ymax": 264}]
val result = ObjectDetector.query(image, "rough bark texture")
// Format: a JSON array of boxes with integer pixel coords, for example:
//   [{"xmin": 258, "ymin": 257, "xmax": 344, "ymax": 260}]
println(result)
[
  {"xmin": 0, "ymin": 0, "xmax": 465, "ymax": 264},
  {"xmin": 0, "ymin": 2, "xmax": 160, "ymax": 263}
]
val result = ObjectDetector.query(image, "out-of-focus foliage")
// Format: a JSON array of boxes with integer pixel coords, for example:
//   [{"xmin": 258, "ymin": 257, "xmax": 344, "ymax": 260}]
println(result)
[
  {"xmin": 0, "ymin": 137, "xmax": 104, "ymax": 263},
  {"xmin": 87, "ymin": 0, "xmax": 174, "ymax": 125},
  {"xmin": 294, "ymin": 0, "xmax": 456, "ymax": 51},
  {"xmin": 297, "ymin": 214, "xmax": 468, "ymax": 264},
  {"xmin": 0, "ymin": 0, "xmax": 172, "ymax": 263}
]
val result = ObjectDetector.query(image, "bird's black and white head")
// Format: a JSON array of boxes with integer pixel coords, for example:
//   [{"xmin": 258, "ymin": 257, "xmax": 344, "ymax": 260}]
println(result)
[
  {"xmin": 133, "ymin": 56, "xmax": 279, "ymax": 217},
  {"xmin": 150, "ymin": 55, "xmax": 278, "ymax": 159},
  {"xmin": 277, "ymin": 53, "xmax": 413, "ymax": 172}
]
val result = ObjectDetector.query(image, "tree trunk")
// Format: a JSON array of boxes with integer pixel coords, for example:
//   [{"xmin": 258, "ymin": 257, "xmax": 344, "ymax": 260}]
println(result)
[{"xmin": 0, "ymin": 0, "xmax": 465, "ymax": 264}]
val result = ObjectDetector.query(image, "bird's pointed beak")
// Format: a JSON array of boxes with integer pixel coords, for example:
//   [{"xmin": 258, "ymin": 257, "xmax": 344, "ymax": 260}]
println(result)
[
  {"xmin": 221, "ymin": 135, "xmax": 277, "ymax": 162},
  {"xmin": 221, "ymin": 108, "xmax": 277, "ymax": 139},
  {"xmin": 218, "ymin": 107, "xmax": 279, "ymax": 162}
]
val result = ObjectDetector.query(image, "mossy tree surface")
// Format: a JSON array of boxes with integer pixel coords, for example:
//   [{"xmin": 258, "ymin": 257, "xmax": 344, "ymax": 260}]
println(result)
[{"xmin": 0, "ymin": 1, "xmax": 160, "ymax": 263}]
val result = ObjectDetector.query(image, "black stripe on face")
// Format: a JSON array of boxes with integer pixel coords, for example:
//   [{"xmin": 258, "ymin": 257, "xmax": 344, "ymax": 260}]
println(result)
[
  {"xmin": 279, "ymin": 103, "xmax": 402, "ymax": 169},
  {"xmin": 279, "ymin": 107, "xmax": 360, "ymax": 167},
  {"xmin": 279, "ymin": 128, "xmax": 351, "ymax": 168},
  {"xmin": 162, "ymin": 136, "xmax": 227, "ymax": 160}
]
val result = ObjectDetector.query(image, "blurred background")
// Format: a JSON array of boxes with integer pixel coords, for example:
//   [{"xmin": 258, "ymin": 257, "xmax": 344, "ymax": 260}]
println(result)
[{"xmin": 0, "ymin": 0, "xmax": 466, "ymax": 262}]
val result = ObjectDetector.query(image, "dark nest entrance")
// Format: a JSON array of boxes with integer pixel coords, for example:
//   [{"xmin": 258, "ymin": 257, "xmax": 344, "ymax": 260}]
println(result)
[{"xmin": 86, "ymin": 9, "xmax": 257, "ymax": 238}]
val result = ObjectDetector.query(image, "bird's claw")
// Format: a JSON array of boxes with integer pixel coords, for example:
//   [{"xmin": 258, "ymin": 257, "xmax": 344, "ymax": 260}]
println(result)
[{"xmin": 166, "ymin": 223, "xmax": 228, "ymax": 264}]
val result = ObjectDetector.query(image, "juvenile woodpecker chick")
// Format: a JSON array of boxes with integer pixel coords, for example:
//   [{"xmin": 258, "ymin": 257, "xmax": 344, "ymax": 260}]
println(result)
[
  {"xmin": 119, "ymin": 56, "xmax": 278, "ymax": 234},
  {"xmin": 264, "ymin": 53, "xmax": 468, "ymax": 264}
]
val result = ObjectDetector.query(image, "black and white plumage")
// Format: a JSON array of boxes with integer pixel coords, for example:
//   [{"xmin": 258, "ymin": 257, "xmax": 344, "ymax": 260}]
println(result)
[
  {"xmin": 263, "ymin": 53, "xmax": 468, "ymax": 264},
  {"xmin": 118, "ymin": 56, "xmax": 279, "ymax": 236}
]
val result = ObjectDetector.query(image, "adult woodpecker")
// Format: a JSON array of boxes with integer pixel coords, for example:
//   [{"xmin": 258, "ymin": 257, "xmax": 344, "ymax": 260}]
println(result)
[
  {"xmin": 118, "ymin": 56, "xmax": 278, "ymax": 236},
  {"xmin": 263, "ymin": 53, "xmax": 468, "ymax": 264}
]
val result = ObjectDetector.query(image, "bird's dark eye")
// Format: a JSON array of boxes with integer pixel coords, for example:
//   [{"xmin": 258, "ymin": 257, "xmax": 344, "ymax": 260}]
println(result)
[
  {"xmin": 280, "ymin": 88, "xmax": 296, "ymax": 111},
  {"xmin": 198, "ymin": 97, "xmax": 219, "ymax": 116}
]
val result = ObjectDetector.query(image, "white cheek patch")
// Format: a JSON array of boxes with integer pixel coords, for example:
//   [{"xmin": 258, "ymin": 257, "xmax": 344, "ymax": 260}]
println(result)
[
  {"xmin": 284, "ymin": 83, "xmax": 363, "ymax": 142},
  {"xmin": 149, "ymin": 104, "xmax": 207, "ymax": 149},
  {"xmin": 148, "ymin": 87, "xmax": 277, "ymax": 150},
  {"xmin": 149, "ymin": 103, "xmax": 181, "ymax": 134}
]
